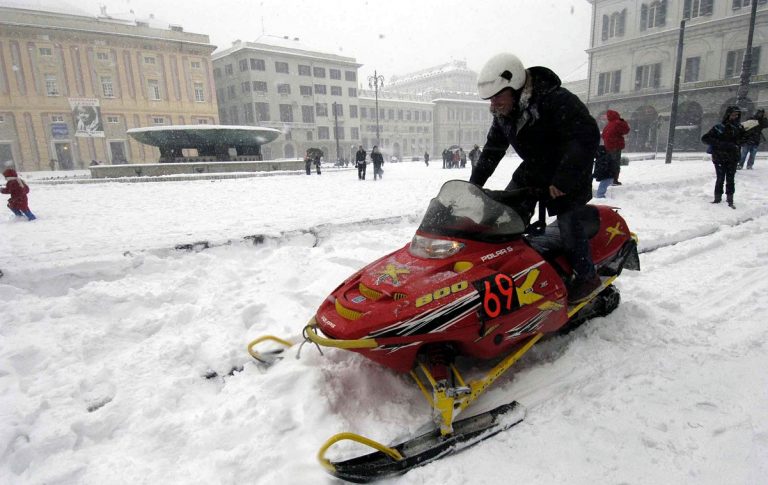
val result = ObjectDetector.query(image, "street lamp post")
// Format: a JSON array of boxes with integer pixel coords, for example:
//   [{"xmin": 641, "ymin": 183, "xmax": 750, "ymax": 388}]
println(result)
[
  {"xmin": 333, "ymin": 101, "xmax": 341, "ymax": 164},
  {"xmin": 368, "ymin": 70, "xmax": 384, "ymax": 147}
]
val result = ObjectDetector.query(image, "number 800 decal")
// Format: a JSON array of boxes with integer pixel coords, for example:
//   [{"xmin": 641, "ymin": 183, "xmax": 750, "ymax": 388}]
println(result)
[{"xmin": 473, "ymin": 273, "xmax": 519, "ymax": 320}]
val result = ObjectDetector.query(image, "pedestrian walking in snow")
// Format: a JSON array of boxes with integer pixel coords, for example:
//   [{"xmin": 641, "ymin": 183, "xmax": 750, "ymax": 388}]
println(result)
[
  {"xmin": 701, "ymin": 106, "xmax": 746, "ymax": 209},
  {"xmin": 2, "ymin": 167, "xmax": 36, "ymax": 220}
]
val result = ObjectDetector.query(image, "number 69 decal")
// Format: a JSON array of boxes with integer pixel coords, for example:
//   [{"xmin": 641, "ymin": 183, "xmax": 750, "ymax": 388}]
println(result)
[{"xmin": 473, "ymin": 273, "xmax": 518, "ymax": 320}]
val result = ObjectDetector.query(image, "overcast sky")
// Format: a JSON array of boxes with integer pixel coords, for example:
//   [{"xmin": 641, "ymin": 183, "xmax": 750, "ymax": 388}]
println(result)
[{"xmin": 15, "ymin": 0, "xmax": 593, "ymax": 84}]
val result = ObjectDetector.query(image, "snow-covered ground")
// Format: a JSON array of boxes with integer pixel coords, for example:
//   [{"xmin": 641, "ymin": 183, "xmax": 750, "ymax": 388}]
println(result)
[{"xmin": 2, "ymin": 156, "xmax": 768, "ymax": 484}]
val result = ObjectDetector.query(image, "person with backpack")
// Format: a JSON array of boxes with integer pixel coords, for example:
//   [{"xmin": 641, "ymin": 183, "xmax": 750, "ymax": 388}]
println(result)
[
  {"xmin": 2, "ymin": 167, "xmax": 36, "ymax": 220},
  {"xmin": 738, "ymin": 108, "xmax": 767, "ymax": 170},
  {"xmin": 701, "ymin": 106, "xmax": 746, "ymax": 209}
]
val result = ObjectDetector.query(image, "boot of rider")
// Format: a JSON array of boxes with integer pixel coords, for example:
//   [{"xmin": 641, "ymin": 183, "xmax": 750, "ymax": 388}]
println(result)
[{"xmin": 727, "ymin": 195, "xmax": 735, "ymax": 209}]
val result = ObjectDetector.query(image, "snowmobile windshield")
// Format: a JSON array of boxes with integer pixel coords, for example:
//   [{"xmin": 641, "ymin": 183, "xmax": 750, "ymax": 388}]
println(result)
[{"xmin": 417, "ymin": 180, "xmax": 528, "ymax": 242}]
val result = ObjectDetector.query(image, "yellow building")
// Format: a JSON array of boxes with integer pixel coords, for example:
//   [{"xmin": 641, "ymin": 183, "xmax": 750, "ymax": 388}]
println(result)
[{"xmin": 0, "ymin": 3, "xmax": 218, "ymax": 170}]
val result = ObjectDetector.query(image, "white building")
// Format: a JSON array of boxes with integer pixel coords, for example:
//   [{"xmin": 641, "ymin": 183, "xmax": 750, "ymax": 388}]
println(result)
[{"xmin": 586, "ymin": 0, "xmax": 766, "ymax": 151}]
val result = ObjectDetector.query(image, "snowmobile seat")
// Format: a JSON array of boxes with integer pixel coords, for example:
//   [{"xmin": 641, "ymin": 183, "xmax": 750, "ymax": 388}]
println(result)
[{"xmin": 525, "ymin": 205, "xmax": 601, "ymax": 261}]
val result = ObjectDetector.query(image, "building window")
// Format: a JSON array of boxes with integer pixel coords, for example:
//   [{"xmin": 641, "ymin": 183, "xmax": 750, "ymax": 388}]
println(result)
[
  {"xmin": 641, "ymin": 1, "xmax": 667, "ymax": 30},
  {"xmin": 152, "ymin": 116, "xmax": 165, "ymax": 125},
  {"xmin": 253, "ymin": 81, "xmax": 267, "ymax": 93},
  {"xmin": 314, "ymin": 84, "xmax": 327, "ymax": 95},
  {"xmin": 250, "ymin": 58, "xmax": 265, "ymax": 71},
  {"xmin": 634, "ymin": 63, "xmax": 661, "ymax": 90},
  {"xmin": 331, "ymin": 86, "xmax": 342, "ymax": 96},
  {"xmin": 227, "ymin": 85, "xmax": 236, "ymax": 99},
  {"xmin": 191, "ymin": 60, "xmax": 201, "ymax": 69},
  {"xmin": 318, "ymin": 126, "xmax": 330, "ymax": 139},
  {"xmin": 597, "ymin": 70, "xmax": 621, "ymax": 95},
  {"xmin": 313, "ymin": 67, "xmax": 326, "ymax": 78},
  {"xmin": 333, "ymin": 103, "xmax": 344, "ymax": 116},
  {"xmin": 350, "ymin": 105, "xmax": 358, "ymax": 118},
  {"xmin": 241, "ymin": 81, "xmax": 251, "ymax": 93},
  {"xmin": 601, "ymin": 10, "xmax": 626, "ymax": 40},
  {"xmin": 334, "ymin": 126, "xmax": 345, "ymax": 140},
  {"xmin": 351, "ymin": 127, "xmax": 359, "ymax": 139},
  {"xmin": 683, "ymin": 0, "xmax": 714, "ymax": 19},
  {"xmin": 277, "ymin": 83, "xmax": 291, "ymax": 95},
  {"xmin": 255, "ymin": 102, "xmax": 270, "ymax": 121},
  {"xmin": 225, "ymin": 64, "xmax": 233, "ymax": 75},
  {"xmin": 275, "ymin": 61, "xmax": 289, "ymax": 74},
  {"xmin": 97, "ymin": 51, "xmax": 111, "ymax": 61},
  {"xmin": 279, "ymin": 104, "xmax": 293, "ymax": 122},
  {"xmin": 239, "ymin": 59, "xmax": 249, "ymax": 71},
  {"xmin": 345, "ymin": 71, "xmax": 357, "ymax": 82},
  {"xmin": 144, "ymin": 56, "xmax": 156, "ymax": 65},
  {"xmin": 361, "ymin": 107, "xmax": 367, "ymax": 119},
  {"xmin": 299, "ymin": 65, "xmax": 311, "ymax": 76},
  {"xmin": 330, "ymin": 68, "xmax": 341, "ymax": 80},
  {"xmin": 299, "ymin": 85, "xmax": 312, "ymax": 96},
  {"xmin": 726, "ymin": 47, "xmax": 760, "ymax": 78},
  {"xmin": 306, "ymin": 130, "xmax": 313, "ymax": 141},
  {"xmin": 244, "ymin": 103, "xmax": 254, "ymax": 123},
  {"xmin": 197, "ymin": 119, "xmax": 209, "ymax": 124},
  {"xmin": 684, "ymin": 57, "xmax": 700, "ymax": 82},
  {"xmin": 229, "ymin": 106, "xmax": 239, "ymax": 124},
  {"xmin": 732, "ymin": 0, "xmax": 768, "ymax": 9},
  {"xmin": 194, "ymin": 82, "xmax": 205, "ymax": 102},
  {"xmin": 100, "ymin": 76, "xmax": 114, "ymax": 97},
  {"xmin": 51, "ymin": 114, "xmax": 64, "ymax": 122},
  {"xmin": 214, "ymin": 67, "xmax": 221, "ymax": 78},
  {"xmin": 45, "ymin": 74, "xmax": 59, "ymax": 96},
  {"xmin": 38, "ymin": 47, "xmax": 53, "ymax": 56},
  {"xmin": 316, "ymin": 103, "xmax": 328, "ymax": 116},
  {"xmin": 348, "ymin": 87, "xmax": 357, "ymax": 97},
  {"xmin": 146, "ymin": 79, "xmax": 160, "ymax": 100},
  {"xmin": 107, "ymin": 116, "xmax": 119, "ymax": 123},
  {"xmin": 302, "ymin": 105, "xmax": 315, "ymax": 123}
]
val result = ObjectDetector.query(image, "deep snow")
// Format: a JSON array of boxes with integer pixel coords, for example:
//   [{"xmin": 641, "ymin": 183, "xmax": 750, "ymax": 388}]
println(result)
[{"xmin": 2, "ymin": 156, "xmax": 768, "ymax": 484}]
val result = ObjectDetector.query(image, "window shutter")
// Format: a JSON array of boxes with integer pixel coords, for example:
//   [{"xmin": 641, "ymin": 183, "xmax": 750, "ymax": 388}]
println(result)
[
  {"xmin": 602, "ymin": 15, "xmax": 609, "ymax": 40},
  {"xmin": 641, "ymin": 4, "xmax": 648, "ymax": 30},
  {"xmin": 619, "ymin": 9, "xmax": 627, "ymax": 35}
]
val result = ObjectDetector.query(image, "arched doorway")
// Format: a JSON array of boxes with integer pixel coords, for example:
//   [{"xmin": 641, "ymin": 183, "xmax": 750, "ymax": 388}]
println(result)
[
  {"xmin": 674, "ymin": 101, "xmax": 703, "ymax": 151},
  {"xmin": 628, "ymin": 105, "xmax": 659, "ymax": 152}
]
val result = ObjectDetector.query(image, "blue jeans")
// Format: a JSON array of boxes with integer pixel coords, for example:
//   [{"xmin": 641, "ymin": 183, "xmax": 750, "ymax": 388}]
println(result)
[
  {"xmin": 740, "ymin": 144, "xmax": 758, "ymax": 168},
  {"xmin": 595, "ymin": 178, "xmax": 614, "ymax": 198}
]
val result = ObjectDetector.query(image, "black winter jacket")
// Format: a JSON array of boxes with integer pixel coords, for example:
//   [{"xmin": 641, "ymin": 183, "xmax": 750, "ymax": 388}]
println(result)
[
  {"xmin": 355, "ymin": 149, "xmax": 367, "ymax": 163},
  {"xmin": 470, "ymin": 66, "xmax": 600, "ymax": 216},
  {"xmin": 742, "ymin": 115, "xmax": 768, "ymax": 146},
  {"xmin": 701, "ymin": 107, "xmax": 746, "ymax": 164}
]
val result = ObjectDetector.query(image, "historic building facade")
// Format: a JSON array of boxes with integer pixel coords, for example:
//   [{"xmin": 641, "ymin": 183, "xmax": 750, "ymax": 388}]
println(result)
[
  {"xmin": 586, "ymin": 0, "xmax": 766, "ymax": 151},
  {"xmin": 212, "ymin": 37, "xmax": 362, "ymax": 161},
  {"xmin": 0, "ymin": 4, "xmax": 218, "ymax": 170}
]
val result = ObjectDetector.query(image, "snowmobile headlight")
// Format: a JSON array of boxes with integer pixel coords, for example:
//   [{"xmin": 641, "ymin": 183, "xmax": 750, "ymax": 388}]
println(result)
[{"xmin": 409, "ymin": 235, "xmax": 464, "ymax": 259}]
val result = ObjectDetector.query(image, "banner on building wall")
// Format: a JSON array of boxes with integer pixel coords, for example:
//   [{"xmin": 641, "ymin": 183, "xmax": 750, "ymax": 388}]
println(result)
[{"xmin": 69, "ymin": 98, "xmax": 104, "ymax": 137}]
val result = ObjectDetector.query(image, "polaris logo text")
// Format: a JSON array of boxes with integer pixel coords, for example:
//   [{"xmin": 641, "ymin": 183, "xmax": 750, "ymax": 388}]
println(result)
[{"xmin": 480, "ymin": 246, "xmax": 514, "ymax": 262}]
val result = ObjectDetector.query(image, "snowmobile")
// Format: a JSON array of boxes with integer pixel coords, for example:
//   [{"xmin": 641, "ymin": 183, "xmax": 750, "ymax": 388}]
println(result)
[{"xmin": 248, "ymin": 180, "xmax": 640, "ymax": 482}]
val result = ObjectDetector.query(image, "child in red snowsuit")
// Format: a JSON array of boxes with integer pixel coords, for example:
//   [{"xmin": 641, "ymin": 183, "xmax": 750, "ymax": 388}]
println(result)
[{"xmin": 2, "ymin": 168, "xmax": 36, "ymax": 220}]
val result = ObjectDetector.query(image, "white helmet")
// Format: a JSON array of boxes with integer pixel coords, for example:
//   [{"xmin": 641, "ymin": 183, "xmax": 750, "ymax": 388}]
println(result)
[{"xmin": 477, "ymin": 53, "xmax": 526, "ymax": 99}]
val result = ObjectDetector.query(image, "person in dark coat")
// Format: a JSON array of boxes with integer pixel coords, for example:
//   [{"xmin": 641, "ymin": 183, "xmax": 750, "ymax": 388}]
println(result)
[
  {"xmin": 2, "ymin": 167, "xmax": 36, "ymax": 220},
  {"xmin": 739, "ymin": 108, "xmax": 767, "ymax": 169},
  {"xmin": 304, "ymin": 150, "xmax": 312, "ymax": 175},
  {"xmin": 593, "ymin": 146, "xmax": 613, "ymax": 198},
  {"xmin": 314, "ymin": 152, "xmax": 322, "ymax": 175},
  {"xmin": 468, "ymin": 144, "xmax": 481, "ymax": 168},
  {"xmin": 355, "ymin": 145, "xmax": 367, "ymax": 180},
  {"xmin": 470, "ymin": 53, "xmax": 600, "ymax": 303},
  {"xmin": 424, "ymin": 151, "xmax": 430, "ymax": 166},
  {"xmin": 371, "ymin": 146, "xmax": 384, "ymax": 180},
  {"xmin": 442, "ymin": 148, "xmax": 449, "ymax": 169},
  {"xmin": 701, "ymin": 106, "xmax": 746, "ymax": 208},
  {"xmin": 601, "ymin": 110, "xmax": 630, "ymax": 185}
]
